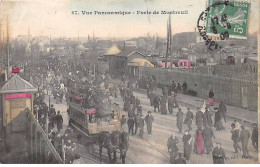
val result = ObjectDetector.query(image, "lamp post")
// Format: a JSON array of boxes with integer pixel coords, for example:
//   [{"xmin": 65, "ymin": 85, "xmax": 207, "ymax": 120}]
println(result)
[{"xmin": 47, "ymin": 89, "xmax": 52, "ymax": 136}]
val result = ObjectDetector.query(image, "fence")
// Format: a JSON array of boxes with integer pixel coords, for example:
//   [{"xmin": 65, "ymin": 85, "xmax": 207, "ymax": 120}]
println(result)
[
  {"xmin": 139, "ymin": 67, "xmax": 257, "ymax": 111},
  {"xmin": 26, "ymin": 110, "xmax": 64, "ymax": 164}
]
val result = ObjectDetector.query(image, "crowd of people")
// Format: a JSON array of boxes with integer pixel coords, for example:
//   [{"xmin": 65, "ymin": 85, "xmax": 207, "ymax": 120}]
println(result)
[
  {"xmin": 11, "ymin": 55, "xmax": 257, "ymax": 164},
  {"xmin": 133, "ymin": 76, "xmax": 258, "ymax": 164}
]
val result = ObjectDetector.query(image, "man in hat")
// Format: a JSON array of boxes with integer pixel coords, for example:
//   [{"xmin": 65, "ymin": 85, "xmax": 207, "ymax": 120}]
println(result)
[
  {"xmin": 196, "ymin": 108, "xmax": 203, "ymax": 129},
  {"xmin": 203, "ymin": 106, "xmax": 213, "ymax": 127},
  {"xmin": 127, "ymin": 117, "xmax": 135, "ymax": 136},
  {"xmin": 184, "ymin": 108, "xmax": 193, "ymax": 131},
  {"xmin": 56, "ymin": 111, "xmax": 63, "ymax": 132},
  {"xmin": 240, "ymin": 125, "xmax": 250, "ymax": 158},
  {"xmin": 182, "ymin": 130, "xmax": 192, "ymax": 160},
  {"xmin": 174, "ymin": 153, "xmax": 187, "ymax": 164},
  {"xmin": 153, "ymin": 95, "xmax": 160, "ymax": 112},
  {"xmin": 145, "ymin": 111, "xmax": 154, "ymax": 134},
  {"xmin": 202, "ymin": 124, "xmax": 214, "ymax": 154},
  {"xmin": 251, "ymin": 123, "xmax": 258, "ymax": 152},
  {"xmin": 214, "ymin": 108, "xmax": 225, "ymax": 131},
  {"xmin": 49, "ymin": 104, "xmax": 56, "ymax": 129},
  {"xmin": 139, "ymin": 115, "xmax": 145, "ymax": 139},
  {"xmin": 167, "ymin": 133, "xmax": 179, "ymax": 163},
  {"xmin": 212, "ymin": 142, "xmax": 226, "ymax": 164},
  {"xmin": 176, "ymin": 108, "xmax": 183, "ymax": 133}
]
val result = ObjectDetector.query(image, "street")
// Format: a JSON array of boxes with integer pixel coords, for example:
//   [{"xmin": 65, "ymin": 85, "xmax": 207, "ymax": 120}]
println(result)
[{"xmin": 47, "ymin": 89, "xmax": 258, "ymax": 164}]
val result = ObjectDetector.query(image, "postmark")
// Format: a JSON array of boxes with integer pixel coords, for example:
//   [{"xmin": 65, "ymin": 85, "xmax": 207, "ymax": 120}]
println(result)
[
  {"xmin": 197, "ymin": 0, "xmax": 251, "ymax": 51},
  {"xmin": 206, "ymin": 0, "xmax": 250, "ymax": 39}
]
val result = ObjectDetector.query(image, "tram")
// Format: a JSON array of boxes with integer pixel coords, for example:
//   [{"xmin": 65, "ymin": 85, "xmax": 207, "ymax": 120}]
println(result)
[{"xmin": 66, "ymin": 79, "xmax": 123, "ymax": 138}]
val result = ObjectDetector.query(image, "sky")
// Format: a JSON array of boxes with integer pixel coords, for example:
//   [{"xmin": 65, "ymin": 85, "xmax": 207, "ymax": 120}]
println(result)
[{"xmin": 0, "ymin": 0, "xmax": 259, "ymax": 38}]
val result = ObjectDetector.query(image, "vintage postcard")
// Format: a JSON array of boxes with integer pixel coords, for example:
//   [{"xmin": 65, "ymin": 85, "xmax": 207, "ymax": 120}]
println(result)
[{"xmin": 0, "ymin": 0, "xmax": 259, "ymax": 164}]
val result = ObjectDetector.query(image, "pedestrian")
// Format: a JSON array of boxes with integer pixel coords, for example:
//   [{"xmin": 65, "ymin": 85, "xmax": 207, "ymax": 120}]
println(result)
[
  {"xmin": 184, "ymin": 107, "xmax": 193, "ymax": 131},
  {"xmin": 251, "ymin": 123, "xmax": 258, "ymax": 152},
  {"xmin": 153, "ymin": 95, "xmax": 160, "ymax": 112},
  {"xmin": 174, "ymin": 153, "xmax": 186, "ymax": 164},
  {"xmin": 214, "ymin": 108, "xmax": 225, "ymax": 131},
  {"xmin": 231, "ymin": 123, "xmax": 241, "ymax": 153},
  {"xmin": 182, "ymin": 130, "xmax": 192, "ymax": 160},
  {"xmin": 123, "ymin": 95, "xmax": 130, "ymax": 112},
  {"xmin": 121, "ymin": 115, "xmax": 127, "ymax": 131},
  {"xmin": 137, "ymin": 105, "xmax": 142, "ymax": 115},
  {"xmin": 171, "ymin": 81, "xmax": 176, "ymax": 94},
  {"xmin": 128, "ymin": 108, "xmax": 135, "ymax": 119},
  {"xmin": 162, "ymin": 84, "xmax": 168, "ymax": 97},
  {"xmin": 176, "ymin": 108, "xmax": 183, "ymax": 133},
  {"xmin": 127, "ymin": 118, "xmax": 135, "ymax": 135},
  {"xmin": 209, "ymin": 89, "xmax": 214, "ymax": 106},
  {"xmin": 167, "ymin": 133, "xmax": 179, "ymax": 163},
  {"xmin": 149, "ymin": 91, "xmax": 155, "ymax": 106},
  {"xmin": 202, "ymin": 124, "xmax": 214, "ymax": 154},
  {"xmin": 219, "ymin": 101, "xmax": 227, "ymax": 122},
  {"xmin": 168, "ymin": 95, "xmax": 174, "ymax": 114},
  {"xmin": 160, "ymin": 96, "xmax": 167, "ymax": 115},
  {"xmin": 240, "ymin": 125, "xmax": 250, "ymax": 158},
  {"xmin": 56, "ymin": 111, "xmax": 63, "ymax": 132},
  {"xmin": 49, "ymin": 104, "xmax": 56, "ymax": 129},
  {"xmin": 182, "ymin": 81, "xmax": 187, "ymax": 94},
  {"xmin": 134, "ymin": 113, "xmax": 141, "ymax": 135},
  {"xmin": 194, "ymin": 128, "xmax": 205, "ymax": 155},
  {"xmin": 195, "ymin": 108, "xmax": 203, "ymax": 129},
  {"xmin": 212, "ymin": 142, "xmax": 226, "ymax": 164},
  {"xmin": 145, "ymin": 111, "xmax": 154, "ymax": 134},
  {"xmin": 39, "ymin": 114, "xmax": 46, "ymax": 130},
  {"xmin": 203, "ymin": 106, "xmax": 213, "ymax": 127},
  {"xmin": 60, "ymin": 92, "xmax": 63, "ymax": 103},
  {"xmin": 139, "ymin": 115, "xmax": 145, "ymax": 139},
  {"xmin": 176, "ymin": 83, "xmax": 182, "ymax": 93}
]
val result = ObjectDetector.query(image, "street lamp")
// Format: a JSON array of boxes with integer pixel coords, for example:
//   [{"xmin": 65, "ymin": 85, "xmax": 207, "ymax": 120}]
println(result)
[{"xmin": 47, "ymin": 89, "xmax": 52, "ymax": 136}]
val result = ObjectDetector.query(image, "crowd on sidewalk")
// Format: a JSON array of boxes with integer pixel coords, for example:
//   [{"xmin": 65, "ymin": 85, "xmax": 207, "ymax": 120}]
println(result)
[{"xmin": 120, "ymin": 76, "xmax": 258, "ymax": 164}]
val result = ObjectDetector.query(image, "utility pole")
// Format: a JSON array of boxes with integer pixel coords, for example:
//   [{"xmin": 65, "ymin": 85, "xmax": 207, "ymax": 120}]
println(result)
[
  {"xmin": 6, "ymin": 16, "xmax": 10, "ymax": 79},
  {"xmin": 165, "ymin": 14, "xmax": 172, "ymax": 69}
]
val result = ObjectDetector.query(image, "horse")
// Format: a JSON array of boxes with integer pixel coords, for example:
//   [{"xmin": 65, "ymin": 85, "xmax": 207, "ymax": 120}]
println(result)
[
  {"xmin": 99, "ymin": 131, "xmax": 118, "ymax": 163},
  {"xmin": 119, "ymin": 131, "xmax": 129, "ymax": 164}
]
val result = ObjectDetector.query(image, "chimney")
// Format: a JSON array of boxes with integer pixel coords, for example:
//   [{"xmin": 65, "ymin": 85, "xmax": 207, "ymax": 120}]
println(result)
[{"xmin": 124, "ymin": 41, "xmax": 126, "ymax": 50}]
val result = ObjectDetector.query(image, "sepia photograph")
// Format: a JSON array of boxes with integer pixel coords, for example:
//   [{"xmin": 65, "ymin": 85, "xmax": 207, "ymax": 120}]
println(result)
[{"xmin": 0, "ymin": 0, "xmax": 259, "ymax": 164}]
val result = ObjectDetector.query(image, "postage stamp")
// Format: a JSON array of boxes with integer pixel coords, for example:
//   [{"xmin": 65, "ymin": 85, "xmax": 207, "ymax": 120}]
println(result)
[{"xmin": 206, "ymin": 0, "xmax": 250, "ymax": 39}]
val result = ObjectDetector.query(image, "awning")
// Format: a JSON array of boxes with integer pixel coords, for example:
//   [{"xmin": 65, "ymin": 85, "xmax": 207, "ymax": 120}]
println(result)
[{"xmin": 86, "ymin": 108, "xmax": 97, "ymax": 114}]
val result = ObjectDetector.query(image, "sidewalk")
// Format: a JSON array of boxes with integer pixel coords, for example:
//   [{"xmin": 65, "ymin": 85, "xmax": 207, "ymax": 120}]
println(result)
[{"xmin": 136, "ymin": 87, "xmax": 257, "ymax": 125}]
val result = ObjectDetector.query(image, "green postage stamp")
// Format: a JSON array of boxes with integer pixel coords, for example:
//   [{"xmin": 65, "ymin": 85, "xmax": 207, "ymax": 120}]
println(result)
[{"xmin": 206, "ymin": 0, "xmax": 250, "ymax": 39}]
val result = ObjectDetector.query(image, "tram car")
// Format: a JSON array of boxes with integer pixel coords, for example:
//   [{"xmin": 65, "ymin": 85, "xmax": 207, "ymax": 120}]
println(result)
[{"xmin": 66, "ymin": 79, "xmax": 123, "ymax": 140}]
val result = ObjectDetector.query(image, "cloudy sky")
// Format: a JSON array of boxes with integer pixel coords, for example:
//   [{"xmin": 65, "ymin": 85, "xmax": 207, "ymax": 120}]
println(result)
[{"xmin": 0, "ymin": 0, "xmax": 259, "ymax": 38}]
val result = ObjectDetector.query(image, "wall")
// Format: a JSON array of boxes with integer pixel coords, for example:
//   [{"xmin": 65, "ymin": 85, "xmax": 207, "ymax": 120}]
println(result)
[{"xmin": 139, "ymin": 67, "xmax": 257, "ymax": 111}]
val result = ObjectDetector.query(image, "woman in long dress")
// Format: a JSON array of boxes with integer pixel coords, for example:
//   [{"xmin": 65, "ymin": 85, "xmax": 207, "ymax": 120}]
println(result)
[
  {"xmin": 214, "ymin": 109, "xmax": 225, "ymax": 131},
  {"xmin": 194, "ymin": 128, "xmax": 205, "ymax": 155},
  {"xmin": 209, "ymin": 89, "xmax": 214, "ymax": 106}
]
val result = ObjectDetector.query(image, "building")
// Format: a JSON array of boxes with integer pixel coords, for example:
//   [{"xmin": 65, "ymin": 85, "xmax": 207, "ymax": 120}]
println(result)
[{"xmin": 100, "ymin": 45, "xmax": 153, "ymax": 78}]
